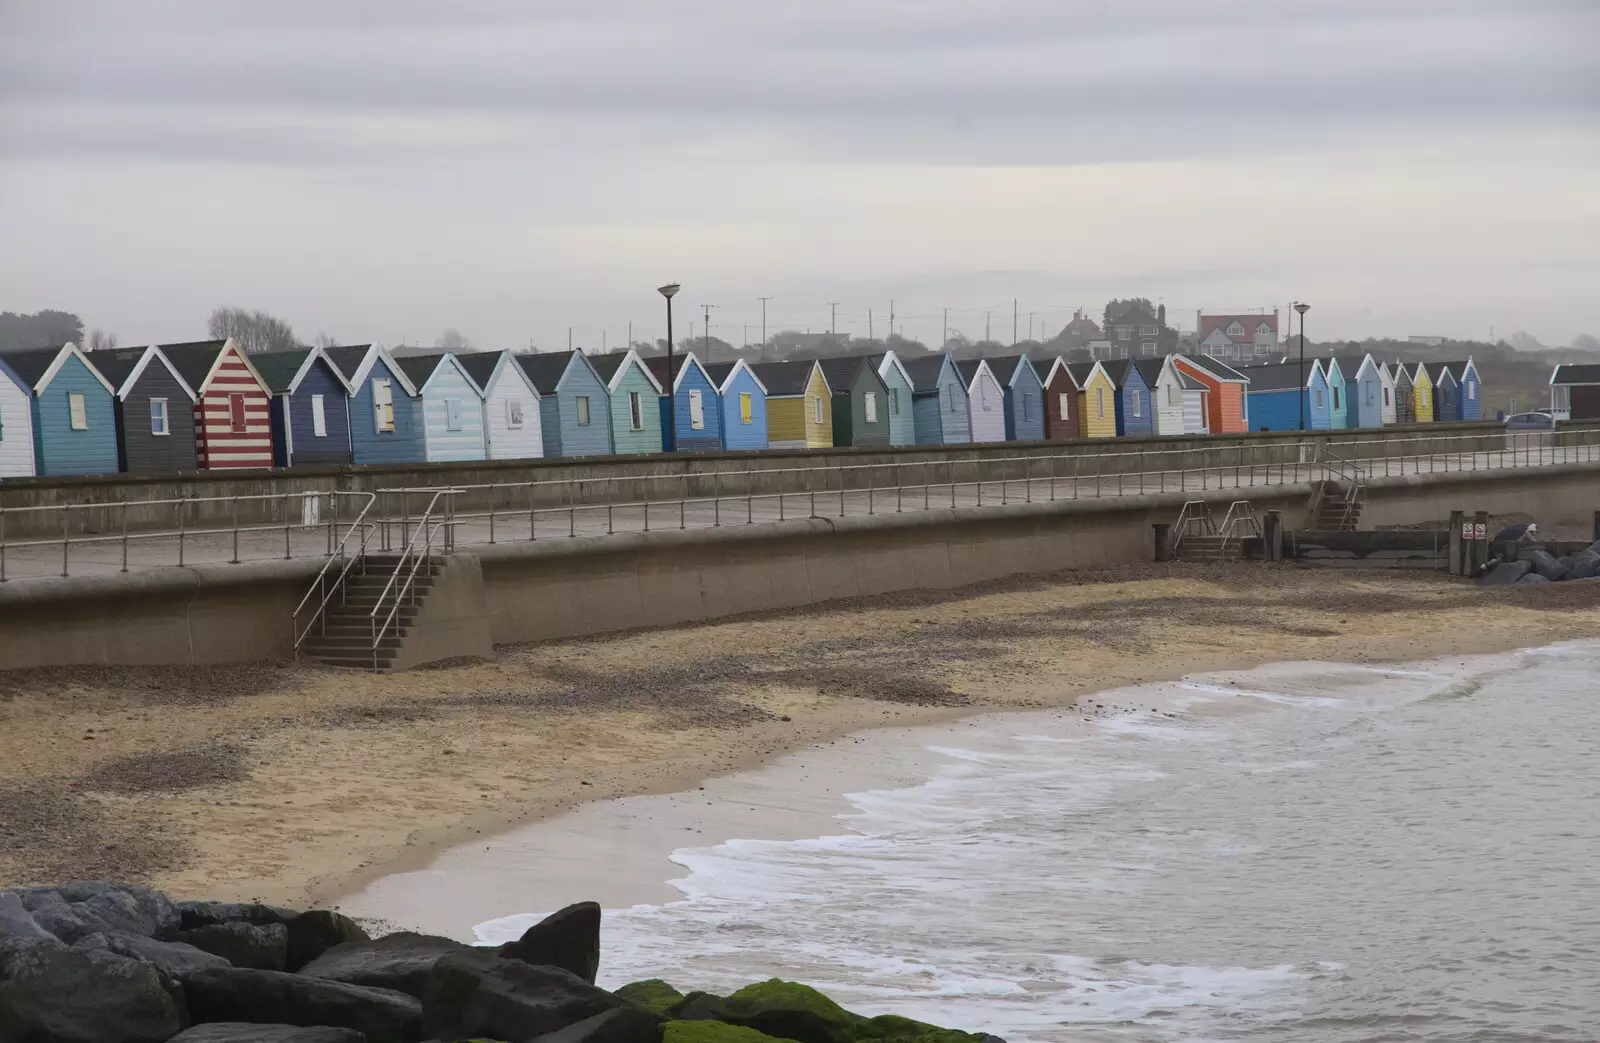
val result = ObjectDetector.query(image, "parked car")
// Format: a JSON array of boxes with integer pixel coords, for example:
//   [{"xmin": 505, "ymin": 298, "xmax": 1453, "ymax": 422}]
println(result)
[{"xmin": 1504, "ymin": 411, "xmax": 1555, "ymax": 430}]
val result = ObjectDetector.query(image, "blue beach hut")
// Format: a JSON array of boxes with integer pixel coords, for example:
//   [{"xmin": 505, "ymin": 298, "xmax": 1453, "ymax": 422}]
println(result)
[
  {"xmin": 254, "ymin": 347, "xmax": 354, "ymax": 467},
  {"xmin": 515, "ymin": 350, "xmax": 613, "ymax": 458},
  {"xmin": 1241, "ymin": 360, "xmax": 1332, "ymax": 431},
  {"xmin": 984, "ymin": 355, "xmax": 1046, "ymax": 441},
  {"xmin": 1098, "ymin": 359, "xmax": 1155, "ymax": 438},
  {"xmin": 702, "ymin": 359, "xmax": 769, "ymax": 452},
  {"xmin": 3, "ymin": 343, "xmax": 120, "ymax": 476},
  {"xmin": 902, "ymin": 353, "xmax": 971, "ymax": 445},
  {"xmin": 394, "ymin": 353, "xmax": 489, "ymax": 463},
  {"xmin": 646, "ymin": 351, "xmax": 723, "ymax": 453},
  {"xmin": 323, "ymin": 344, "xmax": 426, "ymax": 466}
]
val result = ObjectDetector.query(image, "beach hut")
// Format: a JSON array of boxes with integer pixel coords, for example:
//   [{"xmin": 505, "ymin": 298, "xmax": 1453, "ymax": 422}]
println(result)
[
  {"xmin": 588, "ymin": 349, "xmax": 665, "ymax": 455},
  {"xmin": 1549, "ymin": 364, "xmax": 1600, "ymax": 421},
  {"xmin": 1423, "ymin": 363, "xmax": 1459, "ymax": 424},
  {"xmin": 252, "ymin": 347, "xmax": 354, "ymax": 467},
  {"xmin": 322, "ymin": 344, "xmax": 425, "ymax": 466},
  {"xmin": 456, "ymin": 350, "xmax": 544, "ymax": 461},
  {"xmin": 1135, "ymin": 357, "xmax": 1196, "ymax": 436},
  {"xmin": 515, "ymin": 350, "xmax": 612, "ymax": 458},
  {"xmin": 1335, "ymin": 354, "xmax": 1384, "ymax": 429},
  {"xmin": 0, "ymin": 357, "xmax": 38, "ymax": 478},
  {"xmin": 1392, "ymin": 363, "xmax": 1417, "ymax": 425},
  {"xmin": 1445, "ymin": 360, "xmax": 1482, "ymax": 421},
  {"xmin": 88, "ymin": 345, "xmax": 199, "ymax": 473},
  {"xmin": 1067, "ymin": 362, "xmax": 1118, "ymax": 439},
  {"xmin": 817, "ymin": 356, "xmax": 892, "ymax": 448},
  {"xmin": 983, "ymin": 355, "xmax": 1046, "ymax": 442},
  {"xmin": 868, "ymin": 351, "xmax": 917, "ymax": 446},
  {"xmin": 1171, "ymin": 355, "xmax": 1251, "ymax": 434},
  {"xmin": 1408, "ymin": 362, "xmax": 1434, "ymax": 423},
  {"xmin": 391, "ymin": 353, "xmax": 488, "ymax": 463},
  {"xmin": 955, "ymin": 359, "xmax": 1007, "ymax": 443},
  {"xmin": 0, "ymin": 343, "xmax": 120, "ymax": 477},
  {"xmin": 160, "ymin": 339, "xmax": 275, "ymax": 470},
  {"xmin": 1041, "ymin": 359, "xmax": 1080, "ymax": 441},
  {"xmin": 1241, "ymin": 359, "xmax": 1332, "ymax": 431},
  {"xmin": 901, "ymin": 354, "xmax": 970, "ymax": 445},
  {"xmin": 1099, "ymin": 359, "xmax": 1155, "ymax": 438},
  {"xmin": 702, "ymin": 360, "xmax": 769, "ymax": 452},
  {"xmin": 1320, "ymin": 357, "xmax": 1350, "ymax": 429},
  {"xmin": 645, "ymin": 352, "xmax": 722, "ymax": 453},
  {"xmin": 750, "ymin": 360, "xmax": 833, "ymax": 450}
]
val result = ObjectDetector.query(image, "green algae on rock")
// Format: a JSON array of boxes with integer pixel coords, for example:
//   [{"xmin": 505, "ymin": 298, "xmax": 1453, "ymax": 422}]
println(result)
[
  {"xmin": 617, "ymin": 978, "xmax": 687, "ymax": 1015},
  {"xmin": 665, "ymin": 1021, "xmax": 787, "ymax": 1043}
]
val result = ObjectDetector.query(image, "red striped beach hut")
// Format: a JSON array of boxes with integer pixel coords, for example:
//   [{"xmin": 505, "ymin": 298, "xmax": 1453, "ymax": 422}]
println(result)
[{"xmin": 160, "ymin": 339, "xmax": 275, "ymax": 469}]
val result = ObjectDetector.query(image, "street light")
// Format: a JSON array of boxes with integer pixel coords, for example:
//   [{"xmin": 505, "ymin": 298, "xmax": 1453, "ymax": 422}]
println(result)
[
  {"xmin": 1295, "ymin": 302, "xmax": 1311, "ymax": 430},
  {"xmin": 658, "ymin": 283, "xmax": 681, "ymax": 452}
]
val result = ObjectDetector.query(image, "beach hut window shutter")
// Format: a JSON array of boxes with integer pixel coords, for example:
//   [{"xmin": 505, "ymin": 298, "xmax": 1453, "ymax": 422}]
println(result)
[
  {"xmin": 229, "ymin": 393, "xmax": 247, "ymax": 433},
  {"xmin": 445, "ymin": 398, "xmax": 463, "ymax": 431},
  {"xmin": 864, "ymin": 392, "xmax": 877, "ymax": 423},
  {"xmin": 980, "ymin": 383, "xmax": 991, "ymax": 412},
  {"xmin": 1058, "ymin": 392, "xmax": 1070, "ymax": 417},
  {"xmin": 507, "ymin": 398, "xmax": 524, "ymax": 428},
  {"xmin": 150, "ymin": 398, "xmax": 169, "ymax": 436},
  {"xmin": 311, "ymin": 395, "xmax": 327, "ymax": 437},
  {"xmin": 1096, "ymin": 387, "xmax": 1105, "ymax": 418},
  {"xmin": 812, "ymin": 396, "xmax": 823, "ymax": 424},
  {"xmin": 577, "ymin": 396, "xmax": 591, "ymax": 425},
  {"xmin": 629, "ymin": 391, "xmax": 643, "ymax": 431},
  {"xmin": 1132, "ymin": 390, "xmax": 1141, "ymax": 418},
  {"xmin": 69, "ymin": 392, "xmax": 88, "ymax": 430},
  {"xmin": 1468, "ymin": 382, "xmax": 1476, "ymax": 400},
  {"xmin": 890, "ymin": 388, "xmax": 900, "ymax": 415},
  {"xmin": 689, "ymin": 389, "xmax": 705, "ymax": 429},
  {"xmin": 739, "ymin": 392, "xmax": 752, "ymax": 424},
  {"xmin": 373, "ymin": 379, "xmax": 395, "ymax": 432},
  {"xmin": 1315, "ymin": 389, "xmax": 1325, "ymax": 410},
  {"xmin": 1333, "ymin": 386, "xmax": 1341, "ymax": 410},
  {"xmin": 1384, "ymin": 387, "xmax": 1392, "ymax": 406}
]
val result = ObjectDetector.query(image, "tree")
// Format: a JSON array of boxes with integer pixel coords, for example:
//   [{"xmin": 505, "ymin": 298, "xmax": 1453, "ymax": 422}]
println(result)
[
  {"xmin": 208, "ymin": 307, "xmax": 298, "ymax": 353},
  {"xmin": 0, "ymin": 309, "xmax": 84, "ymax": 353},
  {"xmin": 1103, "ymin": 298, "xmax": 1156, "ymax": 328},
  {"xmin": 85, "ymin": 328, "xmax": 119, "ymax": 352},
  {"xmin": 435, "ymin": 329, "xmax": 473, "ymax": 351},
  {"xmin": 313, "ymin": 332, "xmax": 340, "ymax": 349},
  {"xmin": 1572, "ymin": 333, "xmax": 1600, "ymax": 356}
]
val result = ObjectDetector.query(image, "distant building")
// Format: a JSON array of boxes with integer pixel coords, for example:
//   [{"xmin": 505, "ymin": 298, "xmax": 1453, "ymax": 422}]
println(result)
[
  {"xmin": 1102, "ymin": 300, "xmax": 1178, "ymax": 359},
  {"xmin": 1408, "ymin": 335, "xmax": 1447, "ymax": 347},
  {"xmin": 1056, "ymin": 310, "xmax": 1103, "ymax": 352},
  {"xmin": 1550, "ymin": 363, "xmax": 1600, "ymax": 421},
  {"xmin": 1197, "ymin": 311, "xmax": 1281, "ymax": 364}
]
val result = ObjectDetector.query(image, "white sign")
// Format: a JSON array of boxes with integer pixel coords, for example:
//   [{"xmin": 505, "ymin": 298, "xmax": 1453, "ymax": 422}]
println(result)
[
  {"xmin": 1474, "ymin": 523, "xmax": 1488, "ymax": 539},
  {"xmin": 1461, "ymin": 523, "xmax": 1474, "ymax": 540}
]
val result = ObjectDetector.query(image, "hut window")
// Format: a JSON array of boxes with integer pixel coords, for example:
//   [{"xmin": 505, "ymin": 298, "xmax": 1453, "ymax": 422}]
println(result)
[
  {"xmin": 980, "ymin": 383, "xmax": 992, "ymax": 412},
  {"xmin": 1020, "ymin": 393, "xmax": 1029, "ymax": 421},
  {"xmin": 1467, "ymin": 381, "xmax": 1476, "ymax": 400},
  {"xmin": 1384, "ymin": 387, "xmax": 1392, "ymax": 407},
  {"xmin": 1367, "ymin": 384, "xmax": 1375, "ymax": 406},
  {"xmin": 739, "ymin": 392, "xmax": 752, "ymax": 424},
  {"xmin": 1096, "ymin": 387, "xmax": 1105, "ymax": 418},
  {"xmin": 689, "ymin": 389, "xmax": 705, "ymax": 429},
  {"xmin": 576, "ymin": 396, "xmax": 591, "ymax": 425},
  {"xmin": 890, "ymin": 388, "xmax": 900, "ymax": 415},
  {"xmin": 1058, "ymin": 392, "xmax": 1070, "ymax": 417},
  {"xmin": 1314, "ymin": 389, "xmax": 1325, "ymax": 410},
  {"xmin": 311, "ymin": 394, "xmax": 327, "ymax": 437},
  {"xmin": 228, "ymin": 394, "xmax": 247, "ymax": 433},
  {"xmin": 864, "ymin": 392, "xmax": 877, "ymax": 423},
  {"xmin": 1168, "ymin": 384, "xmax": 1178, "ymax": 406},
  {"xmin": 1131, "ymin": 389, "xmax": 1142, "ymax": 418},
  {"xmin": 507, "ymin": 398, "xmax": 524, "ymax": 428},
  {"xmin": 445, "ymin": 399, "xmax": 463, "ymax": 431},
  {"xmin": 812, "ymin": 396, "xmax": 823, "ymax": 424},
  {"xmin": 373, "ymin": 379, "xmax": 395, "ymax": 432},
  {"xmin": 1332, "ymin": 386, "xmax": 1341, "ymax": 411},
  {"xmin": 69, "ymin": 392, "xmax": 88, "ymax": 430},
  {"xmin": 628, "ymin": 391, "xmax": 644, "ymax": 431},
  {"xmin": 150, "ymin": 398, "xmax": 169, "ymax": 436}
]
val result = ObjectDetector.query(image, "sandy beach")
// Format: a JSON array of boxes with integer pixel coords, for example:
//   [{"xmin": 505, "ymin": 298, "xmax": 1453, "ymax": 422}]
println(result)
[{"xmin": 2, "ymin": 562, "xmax": 1597, "ymax": 911}]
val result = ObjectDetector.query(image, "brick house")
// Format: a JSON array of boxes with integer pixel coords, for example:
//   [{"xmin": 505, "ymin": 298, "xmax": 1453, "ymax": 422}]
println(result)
[{"xmin": 1197, "ymin": 311, "xmax": 1281, "ymax": 364}]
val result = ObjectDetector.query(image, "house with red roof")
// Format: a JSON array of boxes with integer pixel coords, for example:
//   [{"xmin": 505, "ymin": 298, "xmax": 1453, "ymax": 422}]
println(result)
[{"xmin": 1196, "ymin": 311, "xmax": 1281, "ymax": 364}]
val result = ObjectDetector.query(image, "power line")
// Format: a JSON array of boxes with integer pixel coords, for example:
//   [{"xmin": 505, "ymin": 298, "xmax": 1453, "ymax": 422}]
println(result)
[{"xmin": 829, "ymin": 302, "xmax": 841, "ymax": 338}]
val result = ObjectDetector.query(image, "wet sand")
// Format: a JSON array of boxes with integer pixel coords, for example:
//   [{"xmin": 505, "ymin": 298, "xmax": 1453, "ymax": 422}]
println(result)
[{"xmin": 1, "ymin": 562, "xmax": 1596, "ymax": 908}]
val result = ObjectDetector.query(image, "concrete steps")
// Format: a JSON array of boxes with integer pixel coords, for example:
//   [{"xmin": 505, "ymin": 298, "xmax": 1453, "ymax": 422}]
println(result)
[
  {"xmin": 1312, "ymin": 480, "xmax": 1367, "ymax": 531},
  {"xmin": 1177, "ymin": 535, "xmax": 1243, "ymax": 561},
  {"xmin": 299, "ymin": 556, "xmax": 443, "ymax": 671}
]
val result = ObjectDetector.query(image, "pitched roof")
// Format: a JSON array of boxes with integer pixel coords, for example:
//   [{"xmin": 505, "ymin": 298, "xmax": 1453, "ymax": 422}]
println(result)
[
  {"xmin": 158, "ymin": 340, "xmax": 230, "ymax": 391},
  {"xmin": 983, "ymin": 355, "xmax": 1030, "ymax": 385},
  {"xmin": 748, "ymin": 360, "xmax": 818, "ymax": 396},
  {"xmin": 1175, "ymin": 369, "xmax": 1204, "ymax": 391},
  {"xmin": 251, "ymin": 349, "xmax": 315, "ymax": 394},
  {"xmin": 954, "ymin": 358, "xmax": 993, "ymax": 389},
  {"xmin": 899, "ymin": 354, "xmax": 950, "ymax": 393},
  {"xmin": 2, "ymin": 344, "xmax": 70, "ymax": 388},
  {"xmin": 1198, "ymin": 313, "xmax": 1278, "ymax": 344},
  {"xmin": 1239, "ymin": 362, "xmax": 1310, "ymax": 392},
  {"xmin": 1066, "ymin": 361, "xmax": 1099, "ymax": 387},
  {"xmin": 1098, "ymin": 358, "xmax": 1139, "ymax": 387},
  {"xmin": 585, "ymin": 351, "xmax": 626, "ymax": 383},
  {"xmin": 1443, "ymin": 360, "xmax": 1475, "ymax": 383},
  {"xmin": 1176, "ymin": 355, "xmax": 1250, "ymax": 382},
  {"xmin": 1133, "ymin": 358, "xmax": 1166, "ymax": 388},
  {"xmin": 83, "ymin": 347, "xmax": 146, "ymax": 389},
  {"xmin": 455, "ymin": 350, "xmax": 503, "ymax": 390},
  {"xmin": 322, "ymin": 344, "xmax": 375, "ymax": 381},
  {"xmin": 515, "ymin": 350, "xmax": 582, "ymax": 394},
  {"xmin": 1421, "ymin": 361, "xmax": 1455, "ymax": 385},
  {"xmin": 393, "ymin": 352, "xmax": 448, "ymax": 389},
  {"xmin": 1333, "ymin": 354, "xmax": 1372, "ymax": 379},
  {"xmin": 816, "ymin": 356, "xmax": 870, "ymax": 393},
  {"xmin": 701, "ymin": 361, "xmax": 734, "ymax": 387},
  {"xmin": 1552, "ymin": 364, "xmax": 1600, "ymax": 385}
]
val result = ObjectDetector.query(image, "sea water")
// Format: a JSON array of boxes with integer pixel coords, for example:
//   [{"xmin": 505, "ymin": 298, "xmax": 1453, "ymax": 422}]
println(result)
[{"xmin": 476, "ymin": 642, "xmax": 1600, "ymax": 1042}]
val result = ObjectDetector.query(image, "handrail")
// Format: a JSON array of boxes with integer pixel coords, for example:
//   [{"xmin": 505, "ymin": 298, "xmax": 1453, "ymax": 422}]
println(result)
[
  {"xmin": 1171, "ymin": 500, "xmax": 1216, "ymax": 556},
  {"xmin": 1216, "ymin": 500, "xmax": 1263, "ymax": 555},
  {"xmin": 368, "ymin": 489, "xmax": 458, "ymax": 672},
  {"xmin": 292, "ymin": 492, "xmax": 379, "ymax": 655}
]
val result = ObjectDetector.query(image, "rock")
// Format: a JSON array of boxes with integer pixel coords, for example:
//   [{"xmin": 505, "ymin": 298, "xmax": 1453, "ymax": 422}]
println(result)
[
  {"xmin": 859, "ymin": 1014, "xmax": 991, "ymax": 1043},
  {"xmin": 184, "ymin": 967, "xmax": 421, "ymax": 1043},
  {"xmin": 0, "ymin": 937, "xmax": 184, "ymax": 1043},
  {"xmin": 299, "ymin": 932, "xmax": 474, "ymax": 1000},
  {"xmin": 17, "ymin": 882, "xmax": 179, "ymax": 943},
  {"xmin": 167, "ymin": 1024, "xmax": 369, "ymax": 1043},
  {"xmin": 286, "ymin": 911, "xmax": 371, "ymax": 973},
  {"xmin": 1569, "ymin": 549, "xmax": 1600, "ymax": 581},
  {"xmin": 529, "ymin": 1006, "xmax": 666, "ymax": 1043},
  {"xmin": 614, "ymin": 979, "xmax": 684, "ymax": 1015},
  {"xmin": 671, "ymin": 993, "xmax": 730, "ymax": 1022},
  {"xmin": 1516, "ymin": 574, "xmax": 1552, "ymax": 584},
  {"xmin": 177, "ymin": 922, "xmax": 290, "ymax": 971},
  {"xmin": 1478, "ymin": 561, "xmax": 1533, "ymax": 586},
  {"xmin": 663, "ymin": 1024, "xmax": 780, "ymax": 1043},
  {"xmin": 718, "ymin": 980, "xmax": 855, "ymax": 1043},
  {"xmin": 0, "ymin": 892, "xmax": 54, "ymax": 949},
  {"xmin": 1526, "ymin": 549, "xmax": 1569, "ymax": 582},
  {"xmin": 498, "ymin": 902, "xmax": 602, "ymax": 984},
  {"xmin": 93, "ymin": 930, "xmax": 233, "ymax": 980},
  {"xmin": 422, "ymin": 950, "xmax": 625, "ymax": 1043},
  {"xmin": 177, "ymin": 901, "xmax": 300, "ymax": 932}
]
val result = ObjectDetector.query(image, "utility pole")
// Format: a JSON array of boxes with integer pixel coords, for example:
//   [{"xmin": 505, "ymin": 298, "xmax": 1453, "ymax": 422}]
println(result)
[
  {"xmin": 568, "ymin": 327, "xmax": 573, "ymax": 352},
  {"xmin": 602, "ymin": 329, "xmax": 607, "ymax": 354},
  {"xmin": 758, "ymin": 296, "xmax": 773, "ymax": 349},
  {"xmin": 1013, "ymin": 298, "xmax": 1018, "ymax": 346},
  {"xmin": 829, "ymin": 302, "xmax": 841, "ymax": 339},
  {"xmin": 869, "ymin": 308, "xmax": 875, "ymax": 342},
  {"xmin": 701, "ymin": 304, "xmax": 717, "ymax": 362},
  {"xmin": 889, "ymin": 299, "xmax": 895, "ymax": 343},
  {"xmin": 985, "ymin": 311, "xmax": 992, "ymax": 344},
  {"xmin": 1029, "ymin": 312, "xmax": 1037, "ymax": 343},
  {"xmin": 943, "ymin": 308, "xmax": 949, "ymax": 349},
  {"xmin": 627, "ymin": 321, "xmax": 633, "ymax": 349}
]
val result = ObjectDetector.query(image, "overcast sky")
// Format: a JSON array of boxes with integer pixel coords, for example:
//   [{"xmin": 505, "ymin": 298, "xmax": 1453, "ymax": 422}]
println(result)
[{"xmin": 2, "ymin": 1, "xmax": 1596, "ymax": 350}]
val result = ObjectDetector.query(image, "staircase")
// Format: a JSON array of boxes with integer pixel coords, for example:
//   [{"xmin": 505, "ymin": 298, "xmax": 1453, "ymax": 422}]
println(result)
[
  {"xmin": 298, "ymin": 554, "xmax": 442, "ymax": 671},
  {"xmin": 1171, "ymin": 500, "xmax": 1263, "ymax": 562},
  {"xmin": 1310, "ymin": 479, "xmax": 1366, "ymax": 530}
]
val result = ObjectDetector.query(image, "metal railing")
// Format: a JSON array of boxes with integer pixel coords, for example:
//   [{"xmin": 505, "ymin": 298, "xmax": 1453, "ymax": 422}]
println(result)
[
  {"xmin": 1172, "ymin": 501, "xmax": 1217, "ymax": 556},
  {"xmin": 368, "ymin": 490, "xmax": 456, "ymax": 672},
  {"xmin": 1216, "ymin": 500, "xmax": 1264, "ymax": 556},
  {"xmin": 1312, "ymin": 444, "xmax": 1369, "ymax": 530},
  {"xmin": 2, "ymin": 428, "xmax": 1599, "ymax": 580},
  {"xmin": 292, "ymin": 496, "xmax": 381, "ymax": 658}
]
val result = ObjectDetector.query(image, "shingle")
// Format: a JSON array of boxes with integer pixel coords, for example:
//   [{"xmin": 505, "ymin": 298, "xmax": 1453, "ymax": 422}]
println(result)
[
  {"xmin": 251, "ymin": 349, "xmax": 313, "ymax": 394},
  {"xmin": 322, "ymin": 344, "xmax": 375, "ymax": 381},
  {"xmin": 2, "ymin": 345, "xmax": 70, "ymax": 388},
  {"xmin": 748, "ymin": 360, "xmax": 816, "ymax": 396},
  {"xmin": 585, "ymin": 351, "xmax": 627, "ymax": 383},
  {"xmin": 392, "ymin": 352, "xmax": 446, "ymax": 390},
  {"xmin": 1552, "ymin": 364, "xmax": 1600, "ymax": 385},
  {"xmin": 1238, "ymin": 362, "xmax": 1309, "ymax": 392},
  {"xmin": 455, "ymin": 350, "xmax": 503, "ymax": 391},
  {"xmin": 84, "ymin": 347, "xmax": 148, "ymax": 391},
  {"xmin": 984, "ymin": 355, "xmax": 1027, "ymax": 384},
  {"xmin": 816, "ymin": 356, "xmax": 866, "ymax": 393},
  {"xmin": 899, "ymin": 354, "xmax": 950, "ymax": 393},
  {"xmin": 515, "ymin": 351, "xmax": 580, "ymax": 394},
  {"xmin": 158, "ymin": 341, "xmax": 229, "ymax": 391}
]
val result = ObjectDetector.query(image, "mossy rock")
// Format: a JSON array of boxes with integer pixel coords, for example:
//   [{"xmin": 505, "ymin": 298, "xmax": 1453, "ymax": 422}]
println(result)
[
  {"xmin": 672, "ymin": 990, "xmax": 732, "ymax": 1021},
  {"xmin": 859, "ymin": 1014, "xmax": 988, "ymax": 1043},
  {"xmin": 618, "ymin": 978, "xmax": 687, "ymax": 1015},
  {"xmin": 719, "ymin": 980, "xmax": 856, "ymax": 1043},
  {"xmin": 665, "ymin": 1022, "xmax": 787, "ymax": 1043}
]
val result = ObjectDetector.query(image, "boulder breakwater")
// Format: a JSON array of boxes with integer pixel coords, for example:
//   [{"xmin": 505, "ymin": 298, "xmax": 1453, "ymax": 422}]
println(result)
[{"xmin": 0, "ymin": 881, "xmax": 1004, "ymax": 1043}]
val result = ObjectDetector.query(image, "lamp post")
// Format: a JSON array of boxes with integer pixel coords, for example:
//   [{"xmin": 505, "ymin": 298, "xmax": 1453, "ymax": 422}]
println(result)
[
  {"xmin": 1295, "ymin": 302, "xmax": 1311, "ymax": 430},
  {"xmin": 659, "ymin": 283, "xmax": 681, "ymax": 452}
]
